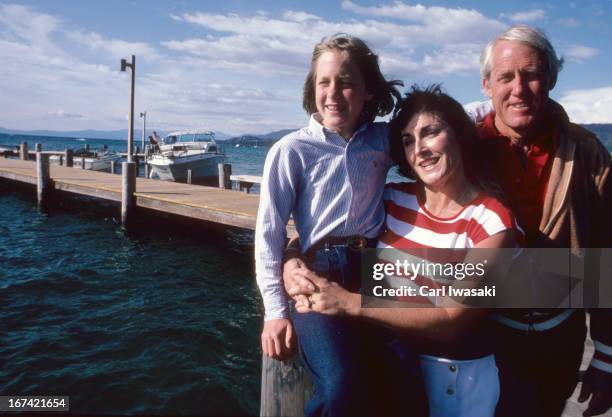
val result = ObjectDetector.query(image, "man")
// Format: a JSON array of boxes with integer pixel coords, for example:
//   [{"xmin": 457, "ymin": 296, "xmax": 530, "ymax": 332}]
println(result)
[{"xmin": 477, "ymin": 25, "xmax": 612, "ymax": 417}]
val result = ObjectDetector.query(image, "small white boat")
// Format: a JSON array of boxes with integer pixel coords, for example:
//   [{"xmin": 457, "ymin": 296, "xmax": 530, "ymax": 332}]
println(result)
[
  {"xmin": 146, "ymin": 130, "xmax": 227, "ymax": 183},
  {"xmin": 50, "ymin": 148, "xmax": 122, "ymax": 171}
]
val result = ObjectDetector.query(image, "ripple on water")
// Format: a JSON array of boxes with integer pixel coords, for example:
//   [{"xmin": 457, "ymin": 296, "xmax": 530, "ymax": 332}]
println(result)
[{"xmin": 0, "ymin": 193, "xmax": 261, "ymax": 415}]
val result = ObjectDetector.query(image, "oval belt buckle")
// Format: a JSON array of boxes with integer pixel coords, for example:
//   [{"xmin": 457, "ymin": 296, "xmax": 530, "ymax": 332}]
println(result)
[{"xmin": 347, "ymin": 235, "xmax": 366, "ymax": 251}]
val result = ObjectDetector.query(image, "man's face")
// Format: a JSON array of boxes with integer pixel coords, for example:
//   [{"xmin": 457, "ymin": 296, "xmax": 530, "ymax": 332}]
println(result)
[{"xmin": 483, "ymin": 40, "xmax": 549, "ymax": 140}]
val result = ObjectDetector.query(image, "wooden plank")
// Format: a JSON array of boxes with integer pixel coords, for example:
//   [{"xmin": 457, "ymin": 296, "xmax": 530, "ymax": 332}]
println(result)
[
  {"xmin": 231, "ymin": 174, "xmax": 262, "ymax": 184},
  {"xmin": 260, "ymin": 355, "xmax": 312, "ymax": 417},
  {"xmin": 231, "ymin": 174, "xmax": 262, "ymax": 193},
  {"xmin": 0, "ymin": 158, "xmax": 296, "ymax": 233}
]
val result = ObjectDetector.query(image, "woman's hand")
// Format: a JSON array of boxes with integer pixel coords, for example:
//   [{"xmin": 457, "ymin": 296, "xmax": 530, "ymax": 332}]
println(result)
[
  {"xmin": 287, "ymin": 276, "xmax": 361, "ymax": 316},
  {"xmin": 282, "ymin": 257, "xmax": 316, "ymax": 308}
]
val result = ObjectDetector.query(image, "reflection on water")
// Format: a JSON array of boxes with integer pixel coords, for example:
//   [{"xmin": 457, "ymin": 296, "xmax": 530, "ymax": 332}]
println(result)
[{"xmin": 0, "ymin": 186, "xmax": 262, "ymax": 415}]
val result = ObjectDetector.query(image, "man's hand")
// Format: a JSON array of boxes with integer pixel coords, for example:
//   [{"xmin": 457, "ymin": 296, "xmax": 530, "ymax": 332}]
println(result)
[
  {"xmin": 261, "ymin": 318, "xmax": 296, "ymax": 361},
  {"xmin": 578, "ymin": 366, "xmax": 612, "ymax": 416},
  {"xmin": 282, "ymin": 257, "xmax": 316, "ymax": 308}
]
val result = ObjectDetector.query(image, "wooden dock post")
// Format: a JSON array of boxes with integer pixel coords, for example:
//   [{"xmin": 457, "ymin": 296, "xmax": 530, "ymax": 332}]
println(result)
[
  {"xmin": 187, "ymin": 169, "xmax": 192, "ymax": 185},
  {"xmin": 36, "ymin": 151, "xmax": 50, "ymax": 209},
  {"xmin": 121, "ymin": 161, "xmax": 136, "ymax": 227},
  {"xmin": 218, "ymin": 163, "xmax": 232, "ymax": 189},
  {"xmin": 134, "ymin": 155, "xmax": 140, "ymax": 177},
  {"xmin": 35, "ymin": 143, "xmax": 42, "ymax": 152},
  {"xmin": 110, "ymin": 160, "xmax": 116, "ymax": 174},
  {"xmin": 81, "ymin": 156, "xmax": 86, "ymax": 169},
  {"xmin": 260, "ymin": 355, "xmax": 312, "ymax": 417},
  {"xmin": 19, "ymin": 142, "xmax": 28, "ymax": 160},
  {"xmin": 65, "ymin": 149, "xmax": 74, "ymax": 167},
  {"xmin": 144, "ymin": 163, "xmax": 149, "ymax": 179},
  {"xmin": 59, "ymin": 155, "xmax": 64, "ymax": 166}
]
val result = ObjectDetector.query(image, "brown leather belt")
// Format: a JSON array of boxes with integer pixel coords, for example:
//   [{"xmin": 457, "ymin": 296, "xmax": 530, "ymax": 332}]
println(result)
[{"xmin": 304, "ymin": 235, "xmax": 377, "ymax": 258}]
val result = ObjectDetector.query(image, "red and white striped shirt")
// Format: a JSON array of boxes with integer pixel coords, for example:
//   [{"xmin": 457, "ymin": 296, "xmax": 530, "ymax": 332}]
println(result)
[
  {"xmin": 376, "ymin": 182, "xmax": 521, "ymax": 307},
  {"xmin": 379, "ymin": 182, "xmax": 519, "ymax": 250}
]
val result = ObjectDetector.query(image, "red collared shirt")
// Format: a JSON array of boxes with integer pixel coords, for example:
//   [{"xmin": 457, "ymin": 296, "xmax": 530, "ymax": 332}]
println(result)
[{"xmin": 477, "ymin": 113, "xmax": 556, "ymax": 242}]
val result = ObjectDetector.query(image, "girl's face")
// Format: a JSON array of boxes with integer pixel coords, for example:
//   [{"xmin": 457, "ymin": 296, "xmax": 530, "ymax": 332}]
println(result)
[
  {"xmin": 314, "ymin": 50, "xmax": 372, "ymax": 139},
  {"xmin": 401, "ymin": 112, "xmax": 463, "ymax": 190}
]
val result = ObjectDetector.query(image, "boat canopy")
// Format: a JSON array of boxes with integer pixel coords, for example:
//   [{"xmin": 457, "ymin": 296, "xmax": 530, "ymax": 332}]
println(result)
[{"xmin": 164, "ymin": 130, "xmax": 216, "ymax": 144}]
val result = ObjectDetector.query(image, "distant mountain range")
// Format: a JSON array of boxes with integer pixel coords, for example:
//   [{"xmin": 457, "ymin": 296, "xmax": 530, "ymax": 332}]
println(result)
[
  {"xmin": 2, "ymin": 124, "xmax": 612, "ymax": 151},
  {"xmin": 224, "ymin": 129, "xmax": 297, "ymax": 146},
  {"xmin": 583, "ymin": 124, "xmax": 612, "ymax": 149},
  {"xmin": 0, "ymin": 127, "xmax": 234, "ymax": 141}
]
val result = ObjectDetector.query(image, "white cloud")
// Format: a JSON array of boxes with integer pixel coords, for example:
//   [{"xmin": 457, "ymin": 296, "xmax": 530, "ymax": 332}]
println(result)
[
  {"xmin": 0, "ymin": 4, "xmax": 60, "ymax": 45},
  {"xmin": 564, "ymin": 45, "xmax": 598, "ymax": 62},
  {"xmin": 420, "ymin": 44, "xmax": 482, "ymax": 75},
  {"xmin": 343, "ymin": 1, "xmax": 485, "ymax": 23},
  {"xmin": 500, "ymin": 9, "xmax": 547, "ymax": 22},
  {"xmin": 48, "ymin": 110, "xmax": 83, "ymax": 119},
  {"xmin": 2, "ymin": 2, "xmax": 607, "ymax": 135},
  {"xmin": 559, "ymin": 86, "xmax": 612, "ymax": 123},
  {"xmin": 0, "ymin": 5, "xmax": 136, "ymax": 131},
  {"xmin": 0, "ymin": 2, "xmax": 505, "ymax": 133},
  {"xmin": 341, "ymin": 1, "xmax": 506, "ymax": 44},
  {"xmin": 166, "ymin": 2, "xmax": 505, "ymax": 82},
  {"xmin": 282, "ymin": 10, "xmax": 321, "ymax": 22},
  {"xmin": 65, "ymin": 30, "xmax": 161, "ymax": 61},
  {"xmin": 559, "ymin": 18, "xmax": 580, "ymax": 27},
  {"xmin": 162, "ymin": 35, "xmax": 309, "ymax": 75}
]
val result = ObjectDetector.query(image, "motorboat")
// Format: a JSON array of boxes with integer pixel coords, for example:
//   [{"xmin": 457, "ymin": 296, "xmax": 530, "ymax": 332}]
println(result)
[
  {"xmin": 50, "ymin": 147, "xmax": 122, "ymax": 171},
  {"xmin": 146, "ymin": 130, "xmax": 227, "ymax": 183}
]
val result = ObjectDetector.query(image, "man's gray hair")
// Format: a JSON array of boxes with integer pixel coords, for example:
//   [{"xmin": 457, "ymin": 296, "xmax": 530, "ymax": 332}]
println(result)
[{"xmin": 480, "ymin": 25, "xmax": 564, "ymax": 90}]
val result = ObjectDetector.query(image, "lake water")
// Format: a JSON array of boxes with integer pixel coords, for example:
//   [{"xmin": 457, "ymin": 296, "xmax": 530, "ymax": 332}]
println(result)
[
  {"xmin": 0, "ymin": 133, "xmax": 270, "ymax": 415},
  {"xmin": 0, "ymin": 132, "xmax": 405, "ymax": 415}
]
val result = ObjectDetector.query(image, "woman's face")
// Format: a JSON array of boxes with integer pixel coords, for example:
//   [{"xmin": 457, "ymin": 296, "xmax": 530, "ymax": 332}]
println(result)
[{"xmin": 401, "ymin": 112, "xmax": 463, "ymax": 190}]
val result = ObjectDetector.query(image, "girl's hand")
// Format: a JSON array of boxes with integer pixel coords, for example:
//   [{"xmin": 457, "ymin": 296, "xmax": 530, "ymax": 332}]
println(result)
[{"xmin": 261, "ymin": 318, "xmax": 296, "ymax": 361}]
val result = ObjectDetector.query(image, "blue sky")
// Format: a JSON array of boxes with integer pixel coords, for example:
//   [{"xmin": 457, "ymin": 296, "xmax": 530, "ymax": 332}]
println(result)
[{"xmin": 0, "ymin": 0, "xmax": 610, "ymax": 135}]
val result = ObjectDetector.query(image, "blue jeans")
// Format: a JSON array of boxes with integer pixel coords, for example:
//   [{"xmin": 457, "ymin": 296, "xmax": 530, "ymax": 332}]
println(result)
[{"xmin": 292, "ymin": 245, "xmax": 425, "ymax": 417}]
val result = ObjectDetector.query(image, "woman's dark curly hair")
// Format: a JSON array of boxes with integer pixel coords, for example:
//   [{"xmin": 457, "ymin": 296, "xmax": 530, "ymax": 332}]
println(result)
[{"xmin": 389, "ymin": 84, "xmax": 501, "ymax": 198}]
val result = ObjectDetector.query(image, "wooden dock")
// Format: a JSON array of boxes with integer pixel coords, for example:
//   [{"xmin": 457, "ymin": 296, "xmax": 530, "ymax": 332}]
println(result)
[{"xmin": 0, "ymin": 156, "xmax": 286, "ymax": 232}]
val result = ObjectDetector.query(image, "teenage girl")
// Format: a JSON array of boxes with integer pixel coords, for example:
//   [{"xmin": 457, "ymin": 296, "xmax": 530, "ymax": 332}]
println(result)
[{"xmin": 254, "ymin": 34, "xmax": 407, "ymax": 417}]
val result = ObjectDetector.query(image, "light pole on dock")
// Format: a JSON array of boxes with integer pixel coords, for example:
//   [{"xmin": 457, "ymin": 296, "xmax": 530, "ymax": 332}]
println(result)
[
  {"xmin": 140, "ymin": 111, "xmax": 146, "ymax": 152},
  {"xmin": 120, "ymin": 55, "xmax": 136, "ymax": 162},
  {"xmin": 120, "ymin": 55, "xmax": 137, "ymax": 229}
]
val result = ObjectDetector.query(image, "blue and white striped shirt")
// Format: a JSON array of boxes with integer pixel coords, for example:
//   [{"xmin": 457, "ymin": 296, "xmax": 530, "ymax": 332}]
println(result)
[{"xmin": 254, "ymin": 114, "xmax": 392, "ymax": 320}]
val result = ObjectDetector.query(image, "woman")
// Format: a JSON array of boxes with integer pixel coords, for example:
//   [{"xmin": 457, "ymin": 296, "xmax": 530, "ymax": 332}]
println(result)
[{"xmin": 287, "ymin": 85, "xmax": 520, "ymax": 417}]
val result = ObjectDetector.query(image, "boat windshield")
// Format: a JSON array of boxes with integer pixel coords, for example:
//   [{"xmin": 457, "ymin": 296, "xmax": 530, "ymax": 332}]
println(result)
[{"xmin": 176, "ymin": 132, "xmax": 214, "ymax": 143}]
